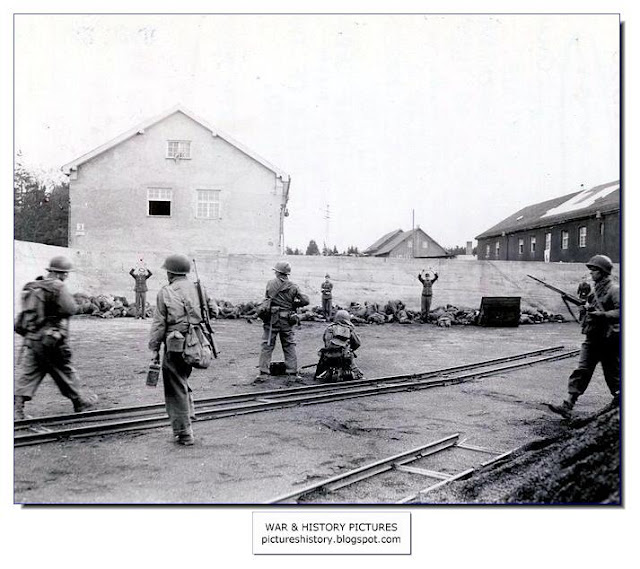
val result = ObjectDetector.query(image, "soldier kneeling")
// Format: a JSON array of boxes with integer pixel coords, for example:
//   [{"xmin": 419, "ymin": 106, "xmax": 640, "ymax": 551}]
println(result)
[{"xmin": 315, "ymin": 310, "xmax": 364, "ymax": 382}]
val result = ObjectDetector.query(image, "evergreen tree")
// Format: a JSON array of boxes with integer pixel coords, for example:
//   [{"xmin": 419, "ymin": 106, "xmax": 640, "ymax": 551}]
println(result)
[{"xmin": 306, "ymin": 239, "xmax": 321, "ymax": 255}]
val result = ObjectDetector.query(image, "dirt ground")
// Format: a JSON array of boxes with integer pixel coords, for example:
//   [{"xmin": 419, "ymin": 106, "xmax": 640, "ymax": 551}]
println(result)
[{"xmin": 13, "ymin": 317, "xmax": 618, "ymax": 504}]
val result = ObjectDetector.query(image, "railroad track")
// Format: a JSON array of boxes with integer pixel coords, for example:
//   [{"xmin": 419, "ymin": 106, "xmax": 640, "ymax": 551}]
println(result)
[
  {"xmin": 14, "ymin": 345, "xmax": 578, "ymax": 447},
  {"xmin": 267, "ymin": 433, "xmax": 514, "ymax": 504}
]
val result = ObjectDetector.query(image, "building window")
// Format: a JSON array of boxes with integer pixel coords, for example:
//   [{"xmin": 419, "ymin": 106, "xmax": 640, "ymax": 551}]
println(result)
[
  {"xmin": 530, "ymin": 236, "xmax": 536, "ymax": 254},
  {"xmin": 579, "ymin": 226, "xmax": 587, "ymax": 247},
  {"xmin": 561, "ymin": 230, "xmax": 569, "ymax": 249},
  {"xmin": 166, "ymin": 140, "xmax": 191, "ymax": 159},
  {"xmin": 196, "ymin": 189, "xmax": 221, "ymax": 219},
  {"xmin": 485, "ymin": 244, "xmax": 490, "ymax": 258},
  {"xmin": 148, "ymin": 188, "xmax": 172, "ymax": 216},
  {"xmin": 495, "ymin": 241, "xmax": 500, "ymax": 258},
  {"xmin": 518, "ymin": 238, "xmax": 524, "ymax": 255}
]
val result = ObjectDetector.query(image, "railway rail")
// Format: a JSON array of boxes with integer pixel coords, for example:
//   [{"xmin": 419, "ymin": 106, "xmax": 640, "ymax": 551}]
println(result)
[
  {"xmin": 267, "ymin": 433, "xmax": 514, "ymax": 504},
  {"xmin": 14, "ymin": 345, "xmax": 578, "ymax": 447}
]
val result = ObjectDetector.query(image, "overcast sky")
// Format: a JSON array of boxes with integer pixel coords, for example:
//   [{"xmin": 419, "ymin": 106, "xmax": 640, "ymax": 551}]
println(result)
[{"xmin": 14, "ymin": 13, "xmax": 619, "ymax": 251}]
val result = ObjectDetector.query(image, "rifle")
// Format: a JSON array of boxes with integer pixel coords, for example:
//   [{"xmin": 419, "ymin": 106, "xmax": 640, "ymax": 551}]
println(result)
[
  {"xmin": 527, "ymin": 274, "xmax": 585, "ymax": 323},
  {"xmin": 192, "ymin": 259, "xmax": 219, "ymax": 358}
]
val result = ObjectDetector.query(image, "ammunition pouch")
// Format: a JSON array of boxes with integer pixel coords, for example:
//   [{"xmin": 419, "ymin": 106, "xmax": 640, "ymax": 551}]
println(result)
[{"xmin": 166, "ymin": 330, "xmax": 186, "ymax": 352}]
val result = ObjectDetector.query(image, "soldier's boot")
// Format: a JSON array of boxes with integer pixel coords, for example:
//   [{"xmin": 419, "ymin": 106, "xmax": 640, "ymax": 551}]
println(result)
[
  {"xmin": 73, "ymin": 393, "xmax": 98, "ymax": 413},
  {"xmin": 547, "ymin": 393, "xmax": 578, "ymax": 418},
  {"xmin": 14, "ymin": 396, "xmax": 27, "ymax": 421}
]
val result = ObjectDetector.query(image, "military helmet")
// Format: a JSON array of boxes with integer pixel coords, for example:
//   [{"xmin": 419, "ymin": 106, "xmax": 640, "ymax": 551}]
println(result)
[
  {"xmin": 162, "ymin": 254, "xmax": 191, "ymax": 275},
  {"xmin": 334, "ymin": 309, "xmax": 351, "ymax": 323},
  {"xmin": 586, "ymin": 254, "xmax": 613, "ymax": 275},
  {"xmin": 47, "ymin": 255, "xmax": 73, "ymax": 273},
  {"xmin": 273, "ymin": 261, "xmax": 291, "ymax": 275},
  {"xmin": 325, "ymin": 273, "xmax": 331, "ymax": 279}
]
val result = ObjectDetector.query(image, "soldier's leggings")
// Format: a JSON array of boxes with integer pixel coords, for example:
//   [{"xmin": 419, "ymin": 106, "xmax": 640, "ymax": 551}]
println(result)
[
  {"xmin": 258, "ymin": 325, "xmax": 297, "ymax": 374},
  {"xmin": 421, "ymin": 295, "xmax": 432, "ymax": 321},
  {"xmin": 322, "ymin": 298, "xmax": 332, "ymax": 319},
  {"xmin": 135, "ymin": 291, "xmax": 147, "ymax": 318},
  {"xmin": 162, "ymin": 351, "xmax": 195, "ymax": 437},
  {"xmin": 15, "ymin": 340, "xmax": 84, "ymax": 403},
  {"xmin": 568, "ymin": 335, "xmax": 620, "ymax": 398}
]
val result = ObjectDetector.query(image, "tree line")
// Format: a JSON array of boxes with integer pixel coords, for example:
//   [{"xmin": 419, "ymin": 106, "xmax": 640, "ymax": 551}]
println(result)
[
  {"xmin": 14, "ymin": 153, "xmax": 69, "ymax": 247},
  {"xmin": 285, "ymin": 240, "xmax": 362, "ymax": 256}
]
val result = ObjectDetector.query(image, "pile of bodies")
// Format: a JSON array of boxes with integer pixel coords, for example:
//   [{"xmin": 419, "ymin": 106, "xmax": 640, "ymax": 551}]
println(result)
[
  {"xmin": 73, "ymin": 293, "xmax": 153, "ymax": 319},
  {"xmin": 72, "ymin": 292, "xmax": 565, "ymax": 326}
]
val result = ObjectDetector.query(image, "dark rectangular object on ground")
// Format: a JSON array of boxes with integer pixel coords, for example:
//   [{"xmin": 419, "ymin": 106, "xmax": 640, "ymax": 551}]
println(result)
[
  {"xmin": 478, "ymin": 297, "xmax": 521, "ymax": 327},
  {"xmin": 269, "ymin": 361, "xmax": 287, "ymax": 375}
]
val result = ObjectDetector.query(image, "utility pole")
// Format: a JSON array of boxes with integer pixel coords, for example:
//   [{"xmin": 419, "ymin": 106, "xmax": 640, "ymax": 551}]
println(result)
[
  {"xmin": 323, "ymin": 204, "xmax": 331, "ymax": 253},
  {"xmin": 412, "ymin": 209, "xmax": 416, "ymax": 258}
]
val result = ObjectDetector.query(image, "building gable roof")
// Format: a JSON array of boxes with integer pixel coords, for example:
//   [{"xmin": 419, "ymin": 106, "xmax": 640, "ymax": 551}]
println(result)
[
  {"xmin": 362, "ymin": 228, "xmax": 403, "ymax": 254},
  {"xmin": 475, "ymin": 181, "xmax": 620, "ymax": 240},
  {"xmin": 364, "ymin": 227, "xmax": 449, "ymax": 257},
  {"xmin": 61, "ymin": 104, "xmax": 290, "ymax": 181}
]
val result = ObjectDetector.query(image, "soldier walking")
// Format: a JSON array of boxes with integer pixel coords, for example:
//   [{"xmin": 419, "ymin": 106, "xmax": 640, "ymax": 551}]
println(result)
[
  {"xmin": 255, "ymin": 261, "xmax": 310, "ymax": 383},
  {"xmin": 148, "ymin": 254, "xmax": 218, "ymax": 445},
  {"xmin": 547, "ymin": 255, "xmax": 620, "ymax": 417},
  {"xmin": 129, "ymin": 265, "xmax": 153, "ymax": 319},
  {"xmin": 321, "ymin": 273, "xmax": 333, "ymax": 320},
  {"xmin": 14, "ymin": 256, "xmax": 97, "ymax": 420},
  {"xmin": 418, "ymin": 269, "xmax": 439, "ymax": 322}
]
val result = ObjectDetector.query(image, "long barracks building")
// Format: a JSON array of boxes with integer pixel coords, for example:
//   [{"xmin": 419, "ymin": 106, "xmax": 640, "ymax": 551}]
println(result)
[{"xmin": 475, "ymin": 181, "xmax": 620, "ymax": 263}]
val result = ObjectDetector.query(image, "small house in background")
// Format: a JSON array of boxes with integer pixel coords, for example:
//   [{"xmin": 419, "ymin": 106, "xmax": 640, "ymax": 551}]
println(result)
[
  {"xmin": 62, "ymin": 105, "xmax": 291, "ymax": 255},
  {"xmin": 475, "ymin": 181, "xmax": 620, "ymax": 263},
  {"xmin": 363, "ymin": 227, "xmax": 450, "ymax": 258}
]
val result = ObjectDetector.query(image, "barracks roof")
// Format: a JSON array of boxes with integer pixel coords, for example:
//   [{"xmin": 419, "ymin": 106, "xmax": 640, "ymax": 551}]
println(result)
[{"xmin": 475, "ymin": 181, "xmax": 620, "ymax": 240}]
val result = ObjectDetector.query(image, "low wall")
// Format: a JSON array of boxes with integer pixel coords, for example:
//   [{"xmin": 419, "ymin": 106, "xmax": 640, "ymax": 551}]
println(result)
[{"xmin": 14, "ymin": 240, "xmax": 620, "ymax": 316}]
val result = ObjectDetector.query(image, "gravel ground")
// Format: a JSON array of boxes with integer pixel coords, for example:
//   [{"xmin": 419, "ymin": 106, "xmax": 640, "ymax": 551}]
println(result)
[{"xmin": 13, "ymin": 317, "xmax": 618, "ymax": 504}]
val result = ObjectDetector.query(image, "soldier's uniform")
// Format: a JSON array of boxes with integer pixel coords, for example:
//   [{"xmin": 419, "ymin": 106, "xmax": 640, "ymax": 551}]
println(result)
[
  {"xmin": 129, "ymin": 268, "xmax": 153, "ymax": 319},
  {"xmin": 14, "ymin": 257, "xmax": 97, "ymax": 419},
  {"xmin": 548, "ymin": 255, "xmax": 620, "ymax": 417},
  {"xmin": 148, "ymin": 254, "xmax": 218, "ymax": 445},
  {"xmin": 321, "ymin": 275, "xmax": 333, "ymax": 320},
  {"xmin": 418, "ymin": 271, "xmax": 439, "ymax": 322},
  {"xmin": 256, "ymin": 262, "xmax": 309, "ymax": 380}
]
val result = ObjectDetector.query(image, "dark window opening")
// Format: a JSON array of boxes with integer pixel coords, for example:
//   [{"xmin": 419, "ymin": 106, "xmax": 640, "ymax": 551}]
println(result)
[{"xmin": 149, "ymin": 201, "xmax": 171, "ymax": 216}]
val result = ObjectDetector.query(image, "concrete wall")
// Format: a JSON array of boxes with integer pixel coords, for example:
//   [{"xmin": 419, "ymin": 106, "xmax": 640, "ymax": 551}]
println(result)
[
  {"xmin": 14, "ymin": 240, "xmax": 621, "ymax": 317},
  {"xmin": 69, "ymin": 111, "xmax": 284, "ymax": 255}
]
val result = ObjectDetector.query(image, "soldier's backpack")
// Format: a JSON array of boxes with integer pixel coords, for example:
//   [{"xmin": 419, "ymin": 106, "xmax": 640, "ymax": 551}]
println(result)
[
  {"xmin": 14, "ymin": 281, "xmax": 48, "ymax": 336},
  {"xmin": 181, "ymin": 298, "xmax": 213, "ymax": 369},
  {"xmin": 328, "ymin": 323, "xmax": 352, "ymax": 348}
]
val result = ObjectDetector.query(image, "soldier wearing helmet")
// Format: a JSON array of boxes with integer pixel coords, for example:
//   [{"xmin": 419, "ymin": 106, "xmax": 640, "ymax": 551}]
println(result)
[
  {"xmin": 129, "ymin": 262, "xmax": 153, "ymax": 319},
  {"xmin": 255, "ymin": 261, "xmax": 310, "ymax": 383},
  {"xmin": 14, "ymin": 256, "xmax": 98, "ymax": 420},
  {"xmin": 148, "ymin": 254, "xmax": 219, "ymax": 445},
  {"xmin": 321, "ymin": 273, "xmax": 333, "ymax": 320},
  {"xmin": 548, "ymin": 254, "xmax": 620, "ymax": 417},
  {"xmin": 314, "ymin": 309, "xmax": 363, "ymax": 382},
  {"xmin": 418, "ymin": 268, "xmax": 439, "ymax": 323}
]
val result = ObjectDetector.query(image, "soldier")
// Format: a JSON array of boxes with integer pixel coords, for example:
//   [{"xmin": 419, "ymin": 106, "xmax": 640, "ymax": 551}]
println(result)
[
  {"xmin": 148, "ymin": 254, "xmax": 218, "ymax": 445},
  {"xmin": 129, "ymin": 265, "xmax": 153, "ymax": 319},
  {"xmin": 321, "ymin": 273, "xmax": 333, "ymax": 320},
  {"xmin": 315, "ymin": 309, "xmax": 363, "ymax": 381},
  {"xmin": 576, "ymin": 275, "xmax": 592, "ymax": 322},
  {"xmin": 14, "ymin": 256, "xmax": 97, "ymax": 420},
  {"xmin": 255, "ymin": 261, "xmax": 309, "ymax": 383},
  {"xmin": 547, "ymin": 255, "xmax": 620, "ymax": 417},
  {"xmin": 418, "ymin": 269, "xmax": 439, "ymax": 322}
]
